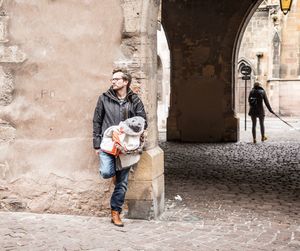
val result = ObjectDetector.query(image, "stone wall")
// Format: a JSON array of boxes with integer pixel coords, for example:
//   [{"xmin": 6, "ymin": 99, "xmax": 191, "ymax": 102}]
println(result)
[
  {"xmin": 278, "ymin": 0, "xmax": 300, "ymax": 115},
  {"xmin": 279, "ymin": 81, "xmax": 300, "ymax": 116},
  {"xmin": 237, "ymin": 6, "xmax": 270, "ymax": 113},
  {"xmin": 237, "ymin": 0, "xmax": 300, "ymax": 116}
]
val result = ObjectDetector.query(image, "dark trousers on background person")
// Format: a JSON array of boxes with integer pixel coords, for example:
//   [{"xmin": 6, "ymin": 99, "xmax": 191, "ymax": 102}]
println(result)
[
  {"xmin": 99, "ymin": 151, "xmax": 130, "ymax": 213},
  {"xmin": 251, "ymin": 115, "xmax": 265, "ymax": 141}
]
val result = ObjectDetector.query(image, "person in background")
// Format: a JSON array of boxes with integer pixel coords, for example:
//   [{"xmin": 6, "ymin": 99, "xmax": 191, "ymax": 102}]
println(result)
[{"xmin": 248, "ymin": 81, "xmax": 274, "ymax": 144}]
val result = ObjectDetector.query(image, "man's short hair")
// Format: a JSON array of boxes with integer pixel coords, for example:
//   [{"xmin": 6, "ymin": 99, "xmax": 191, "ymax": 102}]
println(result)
[{"xmin": 112, "ymin": 68, "xmax": 132, "ymax": 85}]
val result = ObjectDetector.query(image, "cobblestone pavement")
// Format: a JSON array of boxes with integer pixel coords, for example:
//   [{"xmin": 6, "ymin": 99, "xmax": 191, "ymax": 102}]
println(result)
[
  {"xmin": 158, "ymin": 116, "xmax": 300, "ymax": 250},
  {"xmin": 1, "ymin": 117, "xmax": 300, "ymax": 250}
]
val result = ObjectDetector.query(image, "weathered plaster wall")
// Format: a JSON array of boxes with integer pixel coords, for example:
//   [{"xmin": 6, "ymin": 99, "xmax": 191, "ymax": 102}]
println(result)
[
  {"xmin": 0, "ymin": 0, "xmax": 164, "ymax": 220},
  {"xmin": 0, "ymin": 0, "xmax": 123, "ymax": 215}
]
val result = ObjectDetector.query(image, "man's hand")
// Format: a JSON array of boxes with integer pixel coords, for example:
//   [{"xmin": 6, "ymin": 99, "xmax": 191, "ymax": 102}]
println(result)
[{"xmin": 95, "ymin": 149, "xmax": 100, "ymax": 155}]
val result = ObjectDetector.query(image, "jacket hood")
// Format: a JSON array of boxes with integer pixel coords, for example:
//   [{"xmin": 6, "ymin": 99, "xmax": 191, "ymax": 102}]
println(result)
[{"xmin": 104, "ymin": 87, "xmax": 134, "ymax": 102}]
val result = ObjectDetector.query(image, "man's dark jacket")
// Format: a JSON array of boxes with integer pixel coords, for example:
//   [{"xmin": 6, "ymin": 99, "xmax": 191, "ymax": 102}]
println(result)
[
  {"xmin": 93, "ymin": 87, "xmax": 147, "ymax": 149},
  {"xmin": 248, "ymin": 86, "xmax": 273, "ymax": 117}
]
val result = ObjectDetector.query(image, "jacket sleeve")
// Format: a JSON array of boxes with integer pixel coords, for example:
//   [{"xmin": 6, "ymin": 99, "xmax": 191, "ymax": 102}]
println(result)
[
  {"xmin": 263, "ymin": 91, "xmax": 273, "ymax": 113},
  {"xmin": 133, "ymin": 95, "xmax": 148, "ymax": 129},
  {"xmin": 93, "ymin": 96, "xmax": 105, "ymax": 149}
]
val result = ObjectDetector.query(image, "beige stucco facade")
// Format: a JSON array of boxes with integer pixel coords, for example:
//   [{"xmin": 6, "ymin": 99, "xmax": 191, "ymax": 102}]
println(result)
[{"xmin": 0, "ymin": 0, "xmax": 124, "ymax": 215}]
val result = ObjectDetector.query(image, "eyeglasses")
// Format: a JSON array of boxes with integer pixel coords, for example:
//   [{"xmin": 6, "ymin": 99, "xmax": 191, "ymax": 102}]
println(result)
[{"xmin": 110, "ymin": 78, "xmax": 123, "ymax": 82}]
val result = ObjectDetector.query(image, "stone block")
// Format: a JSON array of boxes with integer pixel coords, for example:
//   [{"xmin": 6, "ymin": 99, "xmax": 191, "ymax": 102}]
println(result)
[
  {"xmin": 126, "ymin": 173, "xmax": 164, "ymax": 219},
  {"xmin": 0, "ymin": 15, "xmax": 9, "ymax": 43},
  {"xmin": 0, "ymin": 45, "xmax": 26, "ymax": 63},
  {"xmin": 152, "ymin": 174, "xmax": 165, "ymax": 218},
  {"xmin": 167, "ymin": 114, "xmax": 181, "ymax": 140},
  {"xmin": 0, "ymin": 123, "xmax": 15, "ymax": 143},
  {"xmin": 126, "ymin": 146, "xmax": 164, "ymax": 219},
  {"xmin": 126, "ymin": 180, "xmax": 152, "ymax": 200},
  {"xmin": 202, "ymin": 65, "xmax": 215, "ymax": 78},
  {"xmin": 126, "ymin": 199, "xmax": 153, "ymax": 219},
  {"xmin": 129, "ymin": 146, "xmax": 164, "ymax": 181},
  {"xmin": 1, "ymin": 197, "xmax": 27, "ymax": 211},
  {"xmin": 121, "ymin": 0, "xmax": 143, "ymax": 33},
  {"xmin": 223, "ymin": 115, "xmax": 239, "ymax": 142},
  {"xmin": 0, "ymin": 66, "xmax": 14, "ymax": 105},
  {"xmin": 126, "ymin": 174, "xmax": 164, "ymax": 219}
]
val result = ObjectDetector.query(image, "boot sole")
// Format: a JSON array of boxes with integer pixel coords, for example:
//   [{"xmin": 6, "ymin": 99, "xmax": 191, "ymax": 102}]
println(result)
[{"xmin": 111, "ymin": 219, "xmax": 124, "ymax": 227}]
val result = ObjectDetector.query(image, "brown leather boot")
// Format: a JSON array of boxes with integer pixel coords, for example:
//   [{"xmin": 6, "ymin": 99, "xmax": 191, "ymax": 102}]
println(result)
[{"xmin": 111, "ymin": 210, "xmax": 124, "ymax": 227}]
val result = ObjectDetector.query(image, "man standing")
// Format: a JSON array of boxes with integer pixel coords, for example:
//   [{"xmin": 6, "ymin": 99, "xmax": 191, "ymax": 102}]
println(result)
[
  {"xmin": 248, "ymin": 81, "xmax": 274, "ymax": 143},
  {"xmin": 93, "ymin": 69, "xmax": 147, "ymax": 227}
]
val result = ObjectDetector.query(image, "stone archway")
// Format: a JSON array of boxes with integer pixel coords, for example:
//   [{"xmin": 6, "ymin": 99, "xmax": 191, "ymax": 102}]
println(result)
[{"xmin": 162, "ymin": 0, "xmax": 265, "ymax": 143}]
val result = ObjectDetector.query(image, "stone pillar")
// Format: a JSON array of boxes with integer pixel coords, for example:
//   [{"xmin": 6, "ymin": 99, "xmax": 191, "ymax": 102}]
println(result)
[
  {"xmin": 272, "ymin": 32, "xmax": 281, "ymax": 78},
  {"xmin": 268, "ymin": 10, "xmax": 281, "ymax": 115},
  {"xmin": 0, "ymin": 4, "xmax": 26, "ymax": 211},
  {"xmin": 117, "ymin": 0, "xmax": 164, "ymax": 219},
  {"xmin": 126, "ymin": 147, "xmax": 164, "ymax": 219},
  {"xmin": 163, "ymin": 0, "xmax": 242, "ymax": 143},
  {"xmin": 0, "ymin": 6, "xmax": 26, "ymax": 149}
]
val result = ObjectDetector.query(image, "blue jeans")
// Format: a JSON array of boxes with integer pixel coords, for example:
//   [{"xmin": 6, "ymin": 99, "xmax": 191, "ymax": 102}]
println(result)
[{"xmin": 99, "ymin": 151, "xmax": 130, "ymax": 212}]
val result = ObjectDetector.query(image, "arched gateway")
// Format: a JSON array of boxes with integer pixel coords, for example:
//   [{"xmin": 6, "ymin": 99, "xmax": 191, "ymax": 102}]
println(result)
[{"xmin": 0, "ymin": 0, "xmax": 264, "ymax": 219}]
